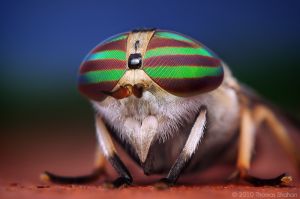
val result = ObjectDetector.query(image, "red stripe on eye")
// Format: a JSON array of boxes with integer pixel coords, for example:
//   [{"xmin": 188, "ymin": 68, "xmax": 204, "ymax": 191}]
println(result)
[
  {"xmin": 78, "ymin": 81, "xmax": 118, "ymax": 101},
  {"xmin": 92, "ymin": 39, "xmax": 127, "ymax": 53},
  {"xmin": 143, "ymin": 55, "xmax": 221, "ymax": 68},
  {"xmin": 151, "ymin": 76, "xmax": 224, "ymax": 97},
  {"xmin": 79, "ymin": 59, "xmax": 126, "ymax": 74},
  {"xmin": 147, "ymin": 37, "xmax": 199, "ymax": 50}
]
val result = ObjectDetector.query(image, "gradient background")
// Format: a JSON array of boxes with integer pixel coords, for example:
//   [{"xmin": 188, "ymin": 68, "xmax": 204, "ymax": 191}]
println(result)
[{"xmin": 0, "ymin": 0, "xmax": 300, "ymax": 184}]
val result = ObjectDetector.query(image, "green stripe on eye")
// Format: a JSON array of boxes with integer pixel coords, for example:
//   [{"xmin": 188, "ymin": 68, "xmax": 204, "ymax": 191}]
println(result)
[
  {"xmin": 144, "ymin": 47, "xmax": 212, "ymax": 59},
  {"xmin": 144, "ymin": 66, "xmax": 223, "ymax": 79},
  {"xmin": 80, "ymin": 69, "xmax": 125, "ymax": 84},
  {"xmin": 156, "ymin": 32, "xmax": 195, "ymax": 43},
  {"xmin": 106, "ymin": 34, "xmax": 127, "ymax": 43},
  {"xmin": 87, "ymin": 50, "xmax": 126, "ymax": 61}
]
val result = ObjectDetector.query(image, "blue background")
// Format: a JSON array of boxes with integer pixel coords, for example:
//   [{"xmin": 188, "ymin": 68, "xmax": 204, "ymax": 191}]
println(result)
[{"xmin": 1, "ymin": 0, "xmax": 300, "ymax": 126}]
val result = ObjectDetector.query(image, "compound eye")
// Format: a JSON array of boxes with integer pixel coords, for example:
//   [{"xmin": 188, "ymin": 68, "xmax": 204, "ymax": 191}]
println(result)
[
  {"xmin": 78, "ymin": 33, "xmax": 128, "ymax": 101},
  {"xmin": 143, "ymin": 31, "xmax": 224, "ymax": 97}
]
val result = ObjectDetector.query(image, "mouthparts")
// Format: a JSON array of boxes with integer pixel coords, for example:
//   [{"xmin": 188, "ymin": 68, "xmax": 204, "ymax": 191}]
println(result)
[{"xmin": 102, "ymin": 84, "xmax": 144, "ymax": 99}]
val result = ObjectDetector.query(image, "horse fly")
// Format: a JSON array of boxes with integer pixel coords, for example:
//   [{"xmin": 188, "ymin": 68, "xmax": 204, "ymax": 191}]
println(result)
[{"xmin": 41, "ymin": 28, "xmax": 300, "ymax": 188}]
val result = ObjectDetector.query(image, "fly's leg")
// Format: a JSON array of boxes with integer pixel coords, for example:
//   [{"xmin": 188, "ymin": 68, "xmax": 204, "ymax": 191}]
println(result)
[
  {"xmin": 41, "ymin": 148, "xmax": 106, "ymax": 184},
  {"xmin": 236, "ymin": 106, "xmax": 255, "ymax": 179},
  {"xmin": 155, "ymin": 108, "xmax": 207, "ymax": 188},
  {"xmin": 253, "ymin": 105, "xmax": 300, "ymax": 169},
  {"xmin": 42, "ymin": 115, "xmax": 132, "ymax": 188},
  {"xmin": 236, "ymin": 104, "xmax": 294, "ymax": 186},
  {"xmin": 94, "ymin": 115, "xmax": 132, "ymax": 187}
]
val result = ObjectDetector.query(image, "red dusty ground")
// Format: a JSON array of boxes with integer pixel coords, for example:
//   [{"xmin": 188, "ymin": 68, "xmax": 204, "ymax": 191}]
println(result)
[
  {"xmin": 1, "ymin": 184, "xmax": 299, "ymax": 199},
  {"xmin": 1, "ymin": 120, "xmax": 300, "ymax": 199}
]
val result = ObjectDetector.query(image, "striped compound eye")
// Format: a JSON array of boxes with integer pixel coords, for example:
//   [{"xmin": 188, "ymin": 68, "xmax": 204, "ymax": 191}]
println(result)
[
  {"xmin": 78, "ymin": 33, "xmax": 128, "ymax": 101},
  {"xmin": 143, "ymin": 31, "xmax": 224, "ymax": 97},
  {"xmin": 78, "ymin": 30, "xmax": 224, "ymax": 101}
]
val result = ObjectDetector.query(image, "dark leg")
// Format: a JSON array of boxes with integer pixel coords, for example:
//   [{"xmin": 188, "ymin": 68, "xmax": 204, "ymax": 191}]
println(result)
[
  {"xmin": 41, "ymin": 168, "xmax": 103, "ymax": 184},
  {"xmin": 156, "ymin": 108, "xmax": 207, "ymax": 188},
  {"xmin": 41, "ymin": 149, "xmax": 106, "ymax": 184},
  {"xmin": 243, "ymin": 173, "xmax": 292, "ymax": 186},
  {"xmin": 41, "ymin": 116, "xmax": 133, "ymax": 188},
  {"xmin": 104, "ymin": 153, "xmax": 132, "ymax": 187},
  {"xmin": 156, "ymin": 152, "xmax": 192, "ymax": 189},
  {"xmin": 95, "ymin": 115, "xmax": 132, "ymax": 188}
]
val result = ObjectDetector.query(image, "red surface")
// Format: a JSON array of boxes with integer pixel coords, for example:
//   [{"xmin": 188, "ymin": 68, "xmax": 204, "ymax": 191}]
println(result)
[{"xmin": 1, "ymin": 184, "xmax": 299, "ymax": 199}]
